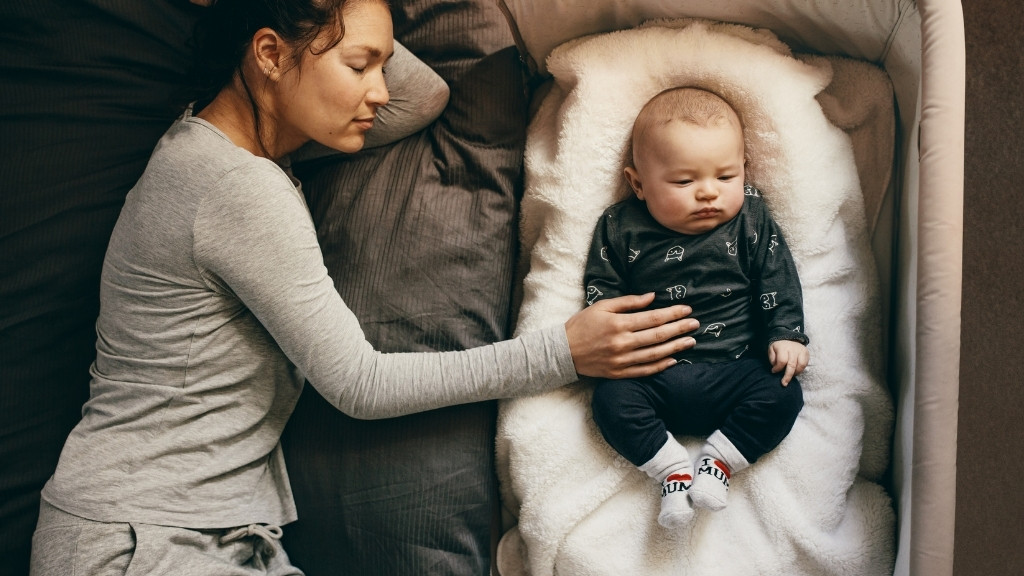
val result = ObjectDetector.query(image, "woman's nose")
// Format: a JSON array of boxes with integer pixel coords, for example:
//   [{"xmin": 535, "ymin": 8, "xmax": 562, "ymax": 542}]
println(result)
[{"xmin": 368, "ymin": 70, "xmax": 390, "ymax": 107}]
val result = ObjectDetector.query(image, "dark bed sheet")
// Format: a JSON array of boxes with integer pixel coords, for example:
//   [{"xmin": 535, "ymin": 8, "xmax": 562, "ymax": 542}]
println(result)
[
  {"xmin": 0, "ymin": 2, "xmax": 197, "ymax": 574},
  {"xmin": 282, "ymin": 1, "xmax": 529, "ymax": 574}
]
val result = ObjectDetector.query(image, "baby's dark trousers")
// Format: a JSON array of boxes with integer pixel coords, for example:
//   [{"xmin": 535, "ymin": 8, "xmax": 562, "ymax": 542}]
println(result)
[{"xmin": 591, "ymin": 357, "xmax": 803, "ymax": 466}]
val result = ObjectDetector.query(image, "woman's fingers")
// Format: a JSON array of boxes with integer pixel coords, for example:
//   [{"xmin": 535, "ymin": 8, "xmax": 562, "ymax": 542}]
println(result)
[
  {"xmin": 590, "ymin": 294, "xmax": 696, "ymax": 340},
  {"xmin": 590, "ymin": 291, "xmax": 656, "ymax": 313},
  {"xmin": 628, "ymin": 310, "xmax": 699, "ymax": 348},
  {"xmin": 602, "ymin": 335, "xmax": 696, "ymax": 379},
  {"xmin": 565, "ymin": 294, "xmax": 698, "ymax": 379}
]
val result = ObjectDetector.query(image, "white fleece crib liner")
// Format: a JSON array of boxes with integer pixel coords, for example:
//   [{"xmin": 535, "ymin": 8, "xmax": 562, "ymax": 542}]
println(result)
[{"xmin": 496, "ymin": 19, "xmax": 896, "ymax": 576}]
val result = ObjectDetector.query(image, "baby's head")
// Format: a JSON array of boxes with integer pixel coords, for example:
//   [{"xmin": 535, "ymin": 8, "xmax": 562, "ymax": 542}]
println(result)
[{"xmin": 625, "ymin": 87, "xmax": 746, "ymax": 235}]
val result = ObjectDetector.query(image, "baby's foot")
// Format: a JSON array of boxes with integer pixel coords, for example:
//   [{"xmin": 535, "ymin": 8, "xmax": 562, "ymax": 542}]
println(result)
[
  {"xmin": 658, "ymin": 469, "xmax": 694, "ymax": 528},
  {"xmin": 689, "ymin": 455, "xmax": 731, "ymax": 511}
]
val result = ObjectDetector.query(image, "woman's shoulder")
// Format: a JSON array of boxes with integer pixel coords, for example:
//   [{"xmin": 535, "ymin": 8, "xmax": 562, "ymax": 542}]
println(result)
[{"xmin": 152, "ymin": 117, "xmax": 292, "ymax": 196}]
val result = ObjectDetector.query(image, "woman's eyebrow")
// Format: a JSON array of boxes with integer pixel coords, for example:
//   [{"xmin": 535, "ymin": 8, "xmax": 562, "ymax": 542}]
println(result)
[{"xmin": 346, "ymin": 45, "xmax": 394, "ymax": 61}]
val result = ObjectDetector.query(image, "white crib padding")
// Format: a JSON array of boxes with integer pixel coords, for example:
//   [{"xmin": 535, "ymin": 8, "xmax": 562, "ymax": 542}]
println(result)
[{"xmin": 496, "ymin": 19, "xmax": 896, "ymax": 576}]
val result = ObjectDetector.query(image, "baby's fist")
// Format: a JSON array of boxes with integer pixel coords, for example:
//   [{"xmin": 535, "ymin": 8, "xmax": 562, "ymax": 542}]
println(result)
[{"xmin": 768, "ymin": 340, "xmax": 809, "ymax": 386}]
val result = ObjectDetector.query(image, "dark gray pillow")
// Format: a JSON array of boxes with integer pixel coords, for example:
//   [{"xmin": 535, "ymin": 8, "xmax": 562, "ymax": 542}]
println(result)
[{"xmin": 280, "ymin": 1, "xmax": 530, "ymax": 574}]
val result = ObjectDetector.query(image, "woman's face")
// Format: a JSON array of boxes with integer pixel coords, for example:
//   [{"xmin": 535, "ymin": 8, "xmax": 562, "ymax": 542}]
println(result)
[{"xmin": 274, "ymin": 0, "xmax": 393, "ymax": 155}]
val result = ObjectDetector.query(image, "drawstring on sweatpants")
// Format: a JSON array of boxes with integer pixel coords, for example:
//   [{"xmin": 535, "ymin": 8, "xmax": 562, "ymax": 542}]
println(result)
[{"xmin": 220, "ymin": 524, "xmax": 284, "ymax": 558}]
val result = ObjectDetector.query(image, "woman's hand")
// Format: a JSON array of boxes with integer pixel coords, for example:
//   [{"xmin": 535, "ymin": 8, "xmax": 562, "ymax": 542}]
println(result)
[{"xmin": 565, "ymin": 293, "xmax": 698, "ymax": 379}]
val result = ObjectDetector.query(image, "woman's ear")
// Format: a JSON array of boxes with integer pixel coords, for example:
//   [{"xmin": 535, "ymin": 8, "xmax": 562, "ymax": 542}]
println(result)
[
  {"xmin": 252, "ymin": 27, "xmax": 286, "ymax": 80},
  {"xmin": 623, "ymin": 166, "xmax": 645, "ymax": 200}
]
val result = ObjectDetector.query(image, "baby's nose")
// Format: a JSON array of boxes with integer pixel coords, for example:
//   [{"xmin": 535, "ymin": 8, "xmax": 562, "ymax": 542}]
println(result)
[{"xmin": 696, "ymin": 184, "xmax": 719, "ymax": 199}]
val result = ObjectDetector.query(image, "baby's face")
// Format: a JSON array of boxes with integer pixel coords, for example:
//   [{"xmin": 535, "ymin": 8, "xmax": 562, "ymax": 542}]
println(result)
[{"xmin": 625, "ymin": 119, "xmax": 745, "ymax": 235}]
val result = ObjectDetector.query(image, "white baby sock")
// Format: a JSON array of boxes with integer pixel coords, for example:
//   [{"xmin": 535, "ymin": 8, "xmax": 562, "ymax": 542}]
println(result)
[
  {"xmin": 689, "ymin": 430, "xmax": 750, "ymax": 511},
  {"xmin": 639, "ymin": 433, "xmax": 694, "ymax": 528}
]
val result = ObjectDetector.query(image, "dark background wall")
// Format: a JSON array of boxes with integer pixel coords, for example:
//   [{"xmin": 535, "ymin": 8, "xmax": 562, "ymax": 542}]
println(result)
[{"xmin": 955, "ymin": 0, "xmax": 1024, "ymax": 573}]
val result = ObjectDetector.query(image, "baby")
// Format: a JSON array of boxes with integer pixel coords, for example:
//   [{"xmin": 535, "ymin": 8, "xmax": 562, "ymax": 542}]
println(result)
[{"xmin": 583, "ymin": 87, "xmax": 809, "ymax": 528}]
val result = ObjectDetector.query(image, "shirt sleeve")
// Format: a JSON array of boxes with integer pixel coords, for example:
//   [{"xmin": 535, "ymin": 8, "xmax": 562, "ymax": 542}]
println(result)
[
  {"xmin": 582, "ymin": 211, "xmax": 631, "ymax": 306},
  {"xmin": 749, "ymin": 197, "xmax": 809, "ymax": 345},
  {"xmin": 193, "ymin": 164, "xmax": 576, "ymax": 419}
]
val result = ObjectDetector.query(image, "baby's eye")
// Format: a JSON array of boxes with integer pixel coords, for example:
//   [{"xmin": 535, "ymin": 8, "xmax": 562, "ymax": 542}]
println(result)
[
  {"xmin": 675, "ymin": 179, "xmax": 693, "ymax": 186},
  {"xmin": 718, "ymin": 175, "xmax": 737, "ymax": 182}
]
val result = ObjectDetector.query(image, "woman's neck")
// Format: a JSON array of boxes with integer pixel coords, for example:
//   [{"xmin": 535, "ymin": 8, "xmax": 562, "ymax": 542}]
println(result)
[{"xmin": 196, "ymin": 82, "xmax": 278, "ymax": 159}]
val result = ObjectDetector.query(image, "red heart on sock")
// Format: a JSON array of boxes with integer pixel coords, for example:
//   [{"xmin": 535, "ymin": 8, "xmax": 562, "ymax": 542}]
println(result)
[
  {"xmin": 666, "ymin": 473, "xmax": 692, "ymax": 483},
  {"xmin": 715, "ymin": 460, "xmax": 732, "ymax": 479}
]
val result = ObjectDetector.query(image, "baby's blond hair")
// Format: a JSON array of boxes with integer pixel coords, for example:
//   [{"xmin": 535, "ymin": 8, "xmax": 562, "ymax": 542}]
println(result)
[{"xmin": 630, "ymin": 87, "xmax": 741, "ymax": 166}]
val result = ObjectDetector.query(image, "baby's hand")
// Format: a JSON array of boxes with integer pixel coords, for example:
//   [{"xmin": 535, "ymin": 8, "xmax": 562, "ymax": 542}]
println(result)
[{"xmin": 768, "ymin": 340, "xmax": 809, "ymax": 386}]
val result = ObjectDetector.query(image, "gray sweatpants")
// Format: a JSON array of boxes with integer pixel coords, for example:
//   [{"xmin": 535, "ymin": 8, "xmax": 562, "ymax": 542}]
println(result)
[{"xmin": 30, "ymin": 500, "xmax": 304, "ymax": 576}]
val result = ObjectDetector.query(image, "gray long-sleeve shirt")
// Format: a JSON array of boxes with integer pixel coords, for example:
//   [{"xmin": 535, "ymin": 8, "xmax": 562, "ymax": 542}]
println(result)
[{"xmin": 42, "ymin": 109, "xmax": 576, "ymax": 529}]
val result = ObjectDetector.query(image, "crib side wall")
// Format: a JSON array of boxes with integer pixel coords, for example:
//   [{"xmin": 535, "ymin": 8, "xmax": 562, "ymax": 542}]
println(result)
[
  {"xmin": 885, "ymin": 7, "xmax": 922, "ymax": 576},
  {"xmin": 904, "ymin": 1, "xmax": 965, "ymax": 575}
]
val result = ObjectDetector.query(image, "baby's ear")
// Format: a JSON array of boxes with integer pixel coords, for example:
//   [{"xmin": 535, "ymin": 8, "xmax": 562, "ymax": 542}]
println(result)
[{"xmin": 623, "ymin": 166, "xmax": 644, "ymax": 200}]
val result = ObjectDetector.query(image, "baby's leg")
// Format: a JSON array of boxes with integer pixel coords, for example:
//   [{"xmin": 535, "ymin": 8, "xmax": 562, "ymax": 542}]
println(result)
[
  {"xmin": 689, "ymin": 359, "xmax": 804, "ymax": 510},
  {"xmin": 591, "ymin": 376, "xmax": 694, "ymax": 528}
]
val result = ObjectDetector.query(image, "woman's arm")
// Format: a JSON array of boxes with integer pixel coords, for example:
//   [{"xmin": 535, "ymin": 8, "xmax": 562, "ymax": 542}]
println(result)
[{"xmin": 195, "ymin": 166, "xmax": 695, "ymax": 419}]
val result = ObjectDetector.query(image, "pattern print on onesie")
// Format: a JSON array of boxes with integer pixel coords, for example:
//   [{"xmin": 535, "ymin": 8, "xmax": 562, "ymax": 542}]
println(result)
[
  {"xmin": 666, "ymin": 285, "xmax": 687, "ymax": 301},
  {"xmin": 702, "ymin": 322, "xmax": 726, "ymax": 338},
  {"xmin": 760, "ymin": 291, "xmax": 779, "ymax": 310}
]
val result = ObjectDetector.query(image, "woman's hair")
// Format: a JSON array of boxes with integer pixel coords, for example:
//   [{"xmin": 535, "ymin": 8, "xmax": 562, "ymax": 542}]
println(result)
[
  {"xmin": 190, "ymin": 0, "xmax": 347, "ymax": 108},
  {"xmin": 187, "ymin": 0, "xmax": 388, "ymax": 155}
]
